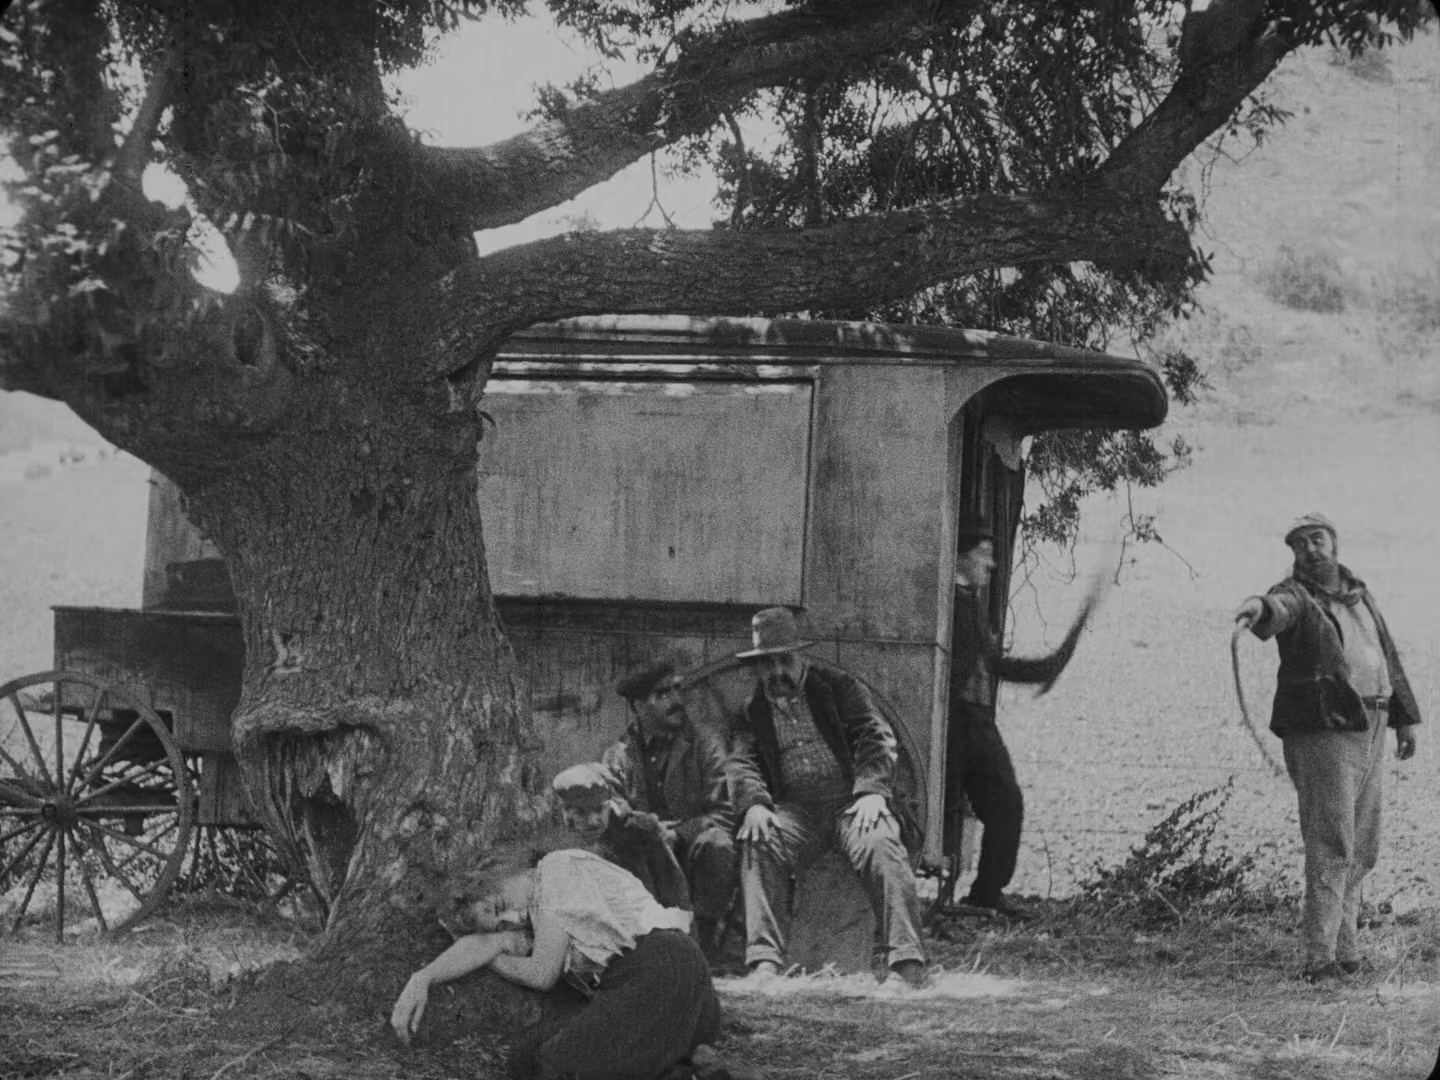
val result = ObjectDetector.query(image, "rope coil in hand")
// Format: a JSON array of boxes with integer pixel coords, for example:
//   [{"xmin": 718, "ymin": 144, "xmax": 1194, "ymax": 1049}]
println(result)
[{"xmin": 1230, "ymin": 625, "xmax": 1286, "ymax": 780}]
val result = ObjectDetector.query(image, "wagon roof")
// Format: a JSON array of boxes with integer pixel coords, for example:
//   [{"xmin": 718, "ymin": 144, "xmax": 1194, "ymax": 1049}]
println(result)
[{"xmin": 498, "ymin": 315, "xmax": 1167, "ymax": 432}]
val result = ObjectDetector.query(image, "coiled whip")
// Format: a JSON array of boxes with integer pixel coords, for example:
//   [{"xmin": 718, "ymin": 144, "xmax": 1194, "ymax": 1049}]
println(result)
[{"xmin": 1230, "ymin": 624, "xmax": 1286, "ymax": 780}]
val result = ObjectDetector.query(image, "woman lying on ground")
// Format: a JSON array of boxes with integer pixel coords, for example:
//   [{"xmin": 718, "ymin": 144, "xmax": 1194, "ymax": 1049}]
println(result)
[{"xmin": 391, "ymin": 847, "xmax": 721, "ymax": 1080}]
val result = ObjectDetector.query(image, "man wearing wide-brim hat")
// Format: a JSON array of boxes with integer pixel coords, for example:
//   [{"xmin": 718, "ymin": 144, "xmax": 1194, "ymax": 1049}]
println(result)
[
  {"xmin": 727, "ymin": 607, "xmax": 928, "ymax": 988},
  {"xmin": 1235, "ymin": 512, "xmax": 1421, "ymax": 984}
]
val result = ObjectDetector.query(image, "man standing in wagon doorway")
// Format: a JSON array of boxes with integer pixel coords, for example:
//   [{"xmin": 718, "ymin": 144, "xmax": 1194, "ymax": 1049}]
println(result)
[
  {"xmin": 727, "ymin": 607, "xmax": 928, "ymax": 988},
  {"xmin": 947, "ymin": 516, "xmax": 1092, "ymax": 920},
  {"xmin": 1234, "ymin": 512, "xmax": 1421, "ymax": 983}
]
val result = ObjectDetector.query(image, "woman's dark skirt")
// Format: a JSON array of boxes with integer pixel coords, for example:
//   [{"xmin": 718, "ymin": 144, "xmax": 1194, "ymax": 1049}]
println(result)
[{"xmin": 535, "ymin": 928, "xmax": 720, "ymax": 1080}]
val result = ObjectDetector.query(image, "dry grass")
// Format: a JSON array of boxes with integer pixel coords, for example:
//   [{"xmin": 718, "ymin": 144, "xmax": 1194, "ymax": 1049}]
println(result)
[{"xmin": 6, "ymin": 899, "xmax": 1439, "ymax": 1079}]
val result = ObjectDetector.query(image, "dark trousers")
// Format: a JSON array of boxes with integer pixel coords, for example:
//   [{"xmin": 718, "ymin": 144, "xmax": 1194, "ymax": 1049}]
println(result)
[
  {"xmin": 740, "ymin": 799, "xmax": 924, "ymax": 969},
  {"xmin": 946, "ymin": 710, "xmax": 1023, "ymax": 907},
  {"xmin": 536, "ymin": 929, "xmax": 720, "ymax": 1080},
  {"xmin": 681, "ymin": 824, "xmax": 739, "ymax": 924}
]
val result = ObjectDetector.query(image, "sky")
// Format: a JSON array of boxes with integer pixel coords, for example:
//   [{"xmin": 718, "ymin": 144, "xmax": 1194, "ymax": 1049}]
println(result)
[{"xmin": 395, "ymin": 11, "xmax": 724, "ymax": 254}]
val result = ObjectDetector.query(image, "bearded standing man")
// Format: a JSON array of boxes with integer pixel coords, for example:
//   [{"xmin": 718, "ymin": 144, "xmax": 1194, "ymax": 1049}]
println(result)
[{"xmin": 1235, "ymin": 513, "xmax": 1421, "ymax": 982}]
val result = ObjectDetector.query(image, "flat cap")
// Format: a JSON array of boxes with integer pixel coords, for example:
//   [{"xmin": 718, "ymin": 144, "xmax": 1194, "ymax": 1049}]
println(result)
[
  {"xmin": 615, "ymin": 647, "xmax": 693, "ymax": 701},
  {"xmin": 1284, "ymin": 512, "xmax": 1338, "ymax": 546},
  {"xmin": 551, "ymin": 762, "xmax": 621, "ymax": 810}
]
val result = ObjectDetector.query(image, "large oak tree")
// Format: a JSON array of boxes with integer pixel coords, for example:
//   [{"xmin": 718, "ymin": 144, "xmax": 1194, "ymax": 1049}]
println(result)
[{"xmin": 0, "ymin": 0, "xmax": 1428, "ymax": 1030}]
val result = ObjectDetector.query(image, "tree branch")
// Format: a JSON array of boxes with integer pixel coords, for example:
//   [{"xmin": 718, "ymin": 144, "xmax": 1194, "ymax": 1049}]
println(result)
[
  {"xmin": 1097, "ymin": 0, "xmax": 1286, "ymax": 195},
  {"xmin": 427, "ymin": 184, "xmax": 1189, "ymax": 365},
  {"xmin": 409, "ymin": 1, "xmax": 977, "ymax": 233},
  {"xmin": 113, "ymin": 48, "xmax": 180, "ymax": 186}
]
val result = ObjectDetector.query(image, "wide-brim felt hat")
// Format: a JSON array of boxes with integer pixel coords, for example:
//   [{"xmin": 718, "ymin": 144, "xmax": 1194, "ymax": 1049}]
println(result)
[
  {"xmin": 614, "ymin": 647, "xmax": 693, "ymax": 701},
  {"xmin": 734, "ymin": 606, "xmax": 813, "ymax": 659}
]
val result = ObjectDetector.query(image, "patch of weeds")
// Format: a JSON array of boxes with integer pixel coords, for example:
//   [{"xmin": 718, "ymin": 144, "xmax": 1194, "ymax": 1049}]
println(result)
[
  {"xmin": 1075, "ymin": 778, "xmax": 1272, "ymax": 928},
  {"xmin": 1261, "ymin": 244, "xmax": 1347, "ymax": 313},
  {"xmin": 136, "ymin": 945, "xmax": 217, "ymax": 1008},
  {"xmin": 1382, "ymin": 265, "xmax": 1440, "ymax": 334},
  {"xmin": 172, "ymin": 828, "xmax": 298, "ymax": 905},
  {"xmin": 1328, "ymin": 44, "xmax": 1393, "ymax": 84},
  {"xmin": 1217, "ymin": 323, "xmax": 1262, "ymax": 375}
]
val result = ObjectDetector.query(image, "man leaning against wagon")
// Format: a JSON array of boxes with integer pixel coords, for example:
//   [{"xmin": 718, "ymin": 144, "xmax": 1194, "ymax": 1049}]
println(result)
[{"xmin": 1234, "ymin": 512, "xmax": 1420, "ymax": 983}]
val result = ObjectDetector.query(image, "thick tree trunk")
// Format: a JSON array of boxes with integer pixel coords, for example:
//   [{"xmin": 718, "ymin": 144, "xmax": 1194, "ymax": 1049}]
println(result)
[{"xmin": 177, "ymin": 394, "xmax": 549, "ymax": 969}]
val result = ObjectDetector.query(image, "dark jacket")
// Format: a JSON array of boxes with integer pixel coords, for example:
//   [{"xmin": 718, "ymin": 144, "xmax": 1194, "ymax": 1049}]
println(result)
[
  {"xmin": 951, "ymin": 584, "xmax": 1079, "ymax": 710},
  {"xmin": 1250, "ymin": 568, "xmax": 1421, "ymax": 737},
  {"xmin": 594, "ymin": 809, "xmax": 692, "ymax": 911},
  {"xmin": 601, "ymin": 724, "xmax": 735, "ymax": 848},
  {"xmin": 727, "ymin": 664, "xmax": 897, "ymax": 817}
]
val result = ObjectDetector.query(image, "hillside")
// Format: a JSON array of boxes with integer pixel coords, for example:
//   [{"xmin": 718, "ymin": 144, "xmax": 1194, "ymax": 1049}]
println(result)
[{"xmin": 1007, "ymin": 33, "xmax": 1440, "ymax": 905}]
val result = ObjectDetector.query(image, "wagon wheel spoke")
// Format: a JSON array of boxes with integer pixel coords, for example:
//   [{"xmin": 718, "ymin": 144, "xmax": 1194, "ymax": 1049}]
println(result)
[
  {"xmin": 73, "ymin": 802, "xmax": 175, "ymax": 821},
  {"xmin": 108, "ymin": 818, "xmax": 180, "ymax": 878},
  {"xmin": 0, "ymin": 734, "xmax": 29, "ymax": 781},
  {"xmin": 53, "ymin": 678, "xmax": 65, "ymax": 780},
  {"xmin": 10, "ymin": 829, "xmax": 56, "ymax": 934},
  {"xmin": 0, "ymin": 817, "xmax": 44, "ymax": 849},
  {"xmin": 64, "ymin": 686, "xmax": 106, "ymax": 796},
  {"xmin": 9, "ymin": 694, "xmax": 52, "ymax": 784},
  {"xmin": 0, "ymin": 820, "xmax": 48, "ymax": 890},
  {"xmin": 73, "ymin": 713, "xmax": 152, "ymax": 794},
  {"xmin": 0, "ymin": 780, "xmax": 43, "ymax": 811},
  {"xmin": 80, "ymin": 820, "xmax": 148, "ymax": 906},
  {"xmin": 75, "ymin": 757, "xmax": 173, "ymax": 808},
  {"xmin": 65, "ymin": 826, "xmax": 109, "ymax": 933},
  {"xmin": 78, "ymin": 818, "xmax": 175, "ymax": 863},
  {"xmin": 53, "ymin": 826, "xmax": 67, "ymax": 942}
]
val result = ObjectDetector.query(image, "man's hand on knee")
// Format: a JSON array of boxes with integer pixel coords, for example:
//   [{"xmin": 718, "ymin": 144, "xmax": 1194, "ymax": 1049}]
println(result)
[
  {"xmin": 738, "ymin": 804, "xmax": 778, "ymax": 847},
  {"xmin": 844, "ymin": 793, "xmax": 892, "ymax": 833}
]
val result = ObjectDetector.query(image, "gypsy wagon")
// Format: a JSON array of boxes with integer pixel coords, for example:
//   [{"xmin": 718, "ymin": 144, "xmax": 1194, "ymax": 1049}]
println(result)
[{"xmin": 0, "ymin": 315, "xmax": 1166, "ymax": 948}]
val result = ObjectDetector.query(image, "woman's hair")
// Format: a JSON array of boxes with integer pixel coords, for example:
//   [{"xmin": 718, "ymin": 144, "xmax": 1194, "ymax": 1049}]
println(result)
[{"xmin": 444, "ymin": 854, "xmax": 536, "ymax": 935}]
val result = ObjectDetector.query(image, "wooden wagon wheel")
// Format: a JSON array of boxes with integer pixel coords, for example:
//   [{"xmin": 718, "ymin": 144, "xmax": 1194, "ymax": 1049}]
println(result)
[{"xmin": 0, "ymin": 670, "xmax": 195, "ymax": 940}]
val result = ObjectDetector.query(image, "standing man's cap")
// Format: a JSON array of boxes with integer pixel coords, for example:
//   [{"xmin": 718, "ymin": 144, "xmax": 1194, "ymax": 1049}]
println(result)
[
  {"xmin": 735, "ymin": 607, "xmax": 813, "ymax": 659},
  {"xmin": 956, "ymin": 515, "xmax": 995, "ymax": 550},
  {"xmin": 1284, "ymin": 513, "xmax": 1338, "ymax": 546},
  {"xmin": 615, "ymin": 647, "xmax": 693, "ymax": 701}
]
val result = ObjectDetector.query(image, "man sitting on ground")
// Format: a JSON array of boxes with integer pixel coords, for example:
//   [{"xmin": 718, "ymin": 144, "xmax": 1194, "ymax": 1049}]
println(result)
[{"xmin": 552, "ymin": 761, "xmax": 692, "ymax": 912}]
